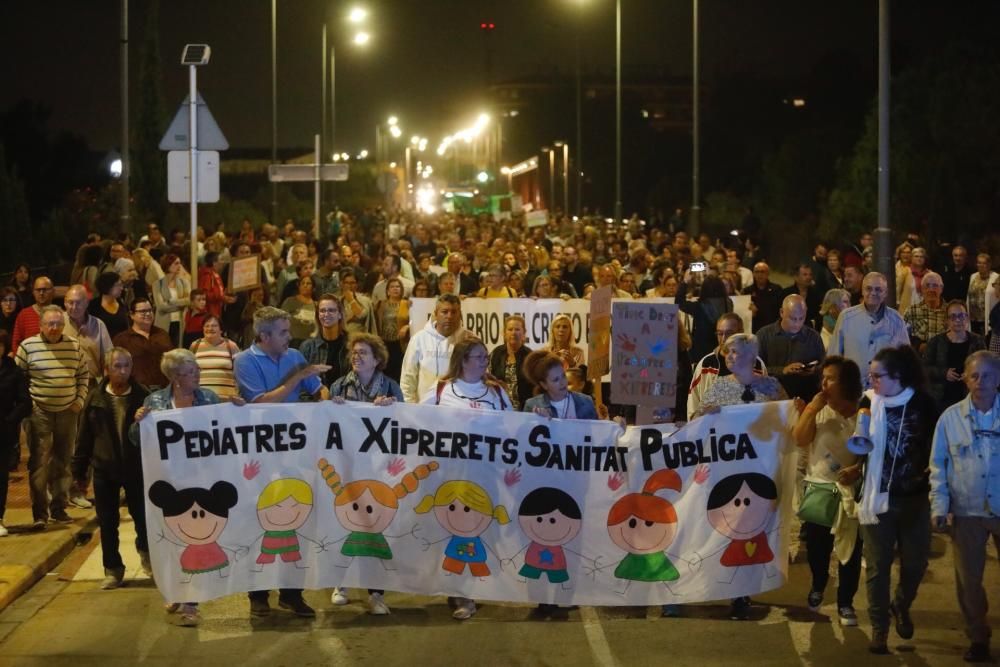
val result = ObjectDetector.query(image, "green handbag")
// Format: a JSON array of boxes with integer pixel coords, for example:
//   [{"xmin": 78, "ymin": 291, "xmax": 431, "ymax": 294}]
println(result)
[{"xmin": 797, "ymin": 482, "xmax": 840, "ymax": 528}]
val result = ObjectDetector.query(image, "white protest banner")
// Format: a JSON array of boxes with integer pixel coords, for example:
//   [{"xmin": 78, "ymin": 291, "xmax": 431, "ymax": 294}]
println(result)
[
  {"xmin": 140, "ymin": 400, "xmax": 796, "ymax": 606},
  {"xmin": 409, "ymin": 298, "xmax": 592, "ymax": 361}
]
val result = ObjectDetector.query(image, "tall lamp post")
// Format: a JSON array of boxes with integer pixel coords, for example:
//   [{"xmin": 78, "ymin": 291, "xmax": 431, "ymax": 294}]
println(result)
[
  {"xmin": 270, "ymin": 0, "xmax": 278, "ymax": 224},
  {"xmin": 614, "ymin": 0, "xmax": 622, "ymax": 226},
  {"xmin": 542, "ymin": 146, "xmax": 555, "ymax": 211},
  {"xmin": 690, "ymin": 0, "xmax": 700, "ymax": 235},
  {"xmin": 119, "ymin": 0, "xmax": 130, "ymax": 234},
  {"xmin": 554, "ymin": 141, "xmax": 569, "ymax": 215}
]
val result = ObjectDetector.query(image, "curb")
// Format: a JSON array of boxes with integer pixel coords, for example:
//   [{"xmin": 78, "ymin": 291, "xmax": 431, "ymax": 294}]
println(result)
[{"xmin": 0, "ymin": 514, "xmax": 101, "ymax": 613}]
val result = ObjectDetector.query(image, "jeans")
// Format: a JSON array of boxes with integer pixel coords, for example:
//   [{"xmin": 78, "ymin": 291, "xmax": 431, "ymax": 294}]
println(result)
[
  {"xmin": 860, "ymin": 493, "xmax": 931, "ymax": 632},
  {"xmin": 248, "ymin": 588, "xmax": 304, "ymax": 603},
  {"xmin": 951, "ymin": 515, "xmax": 1000, "ymax": 643},
  {"xmin": 26, "ymin": 406, "xmax": 78, "ymax": 521},
  {"xmin": 803, "ymin": 520, "xmax": 863, "ymax": 607},
  {"xmin": 0, "ymin": 440, "xmax": 12, "ymax": 519},
  {"xmin": 93, "ymin": 470, "xmax": 148, "ymax": 571}
]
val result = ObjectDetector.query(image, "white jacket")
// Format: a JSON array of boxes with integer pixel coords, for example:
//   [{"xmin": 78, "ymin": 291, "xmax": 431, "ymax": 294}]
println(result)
[
  {"xmin": 399, "ymin": 319, "xmax": 464, "ymax": 403},
  {"xmin": 827, "ymin": 303, "xmax": 909, "ymax": 388}
]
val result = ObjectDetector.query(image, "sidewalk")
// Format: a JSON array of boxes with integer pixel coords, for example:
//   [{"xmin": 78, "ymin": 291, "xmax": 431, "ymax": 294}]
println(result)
[{"xmin": 0, "ymin": 449, "xmax": 98, "ymax": 612}]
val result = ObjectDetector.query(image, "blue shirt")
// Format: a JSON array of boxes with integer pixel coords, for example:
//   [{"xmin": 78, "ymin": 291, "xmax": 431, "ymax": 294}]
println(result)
[{"xmin": 233, "ymin": 343, "xmax": 322, "ymax": 403}]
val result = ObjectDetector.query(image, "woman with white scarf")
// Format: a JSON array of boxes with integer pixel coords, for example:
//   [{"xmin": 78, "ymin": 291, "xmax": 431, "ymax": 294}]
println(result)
[{"xmin": 856, "ymin": 345, "xmax": 939, "ymax": 654}]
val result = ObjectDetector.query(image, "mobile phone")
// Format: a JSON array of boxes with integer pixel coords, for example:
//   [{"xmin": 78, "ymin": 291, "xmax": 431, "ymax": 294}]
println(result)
[
  {"xmin": 690, "ymin": 261, "xmax": 707, "ymax": 272},
  {"xmin": 803, "ymin": 360, "xmax": 819, "ymax": 369}
]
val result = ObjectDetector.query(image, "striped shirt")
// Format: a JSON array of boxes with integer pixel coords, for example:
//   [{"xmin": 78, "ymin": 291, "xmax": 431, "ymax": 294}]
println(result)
[
  {"xmin": 15, "ymin": 334, "xmax": 89, "ymax": 411},
  {"xmin": 191, "ymin": 338, "xmax": 239, "ymax": 399}
]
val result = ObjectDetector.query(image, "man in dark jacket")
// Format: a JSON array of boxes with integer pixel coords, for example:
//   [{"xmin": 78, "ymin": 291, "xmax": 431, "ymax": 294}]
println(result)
[
  {"xmin": 72, "ymin": 347, "xmax": 150, "ymax": 590},
  {"xmin": 742, "ymin": 262, "xmax": 782, "ymax": 333}
]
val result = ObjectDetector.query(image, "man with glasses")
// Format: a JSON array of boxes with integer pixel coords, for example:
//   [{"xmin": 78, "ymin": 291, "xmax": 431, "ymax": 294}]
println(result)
[
  {"xmin": 11, "ymin": 276, "xmax": 56, "ymax": 351},
  {"xmin": 111, "ymin": 298, "xmax": 173, "ymax": 389},
  {"xmin": 827, "ymin": 272, "xmax": 909, "ymax": 389},
  {"xmin": 903, "ymin": 271, "xmax": 948, "ymax": 352},
  {"xmin": 15, "ymin": 306, "xmax": 89, "ymax": 528},
  {"xmin": 687, "ymin": 312, "xmax": 768, "ymax": 419}
]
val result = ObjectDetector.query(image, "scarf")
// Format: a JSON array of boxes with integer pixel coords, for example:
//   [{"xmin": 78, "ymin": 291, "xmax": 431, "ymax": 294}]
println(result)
[
  {"xmin": 338, "ymin": 370, "xmax": 389, "ymax": 403},
  {"xmin": 858, "ymin": 386, "xmax": 914, "ymax": 525}
]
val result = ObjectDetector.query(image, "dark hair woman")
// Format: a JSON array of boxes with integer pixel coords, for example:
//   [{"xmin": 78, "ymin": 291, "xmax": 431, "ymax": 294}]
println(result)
[
  {"xmin": 676, "ymin": 274, "xmax": 734, "ymax": 362},
  {"xmin": 856, "ymin": 344, "xmax": 939, "ymax": 654},
  {"xmin": 8, "ymin": 263, "xmax": 33, "ymax": 309},
  {"xmin": 923, "ymin": 300, "xmax": 986, "ymax": 411},
  {"xmin": 488, "ymin": 315, "xmax": 533, "ymax": 411},
  {"xmin": 792, "ymin": 356, "xmax": 864, "ymax": 627},
  {"xmin": 88, "ymin": 271, "xmax": 130, "ymax": 339},
  {"xmin": 0, "ymin": 287, "xmax": 20, "ymax": 335}
]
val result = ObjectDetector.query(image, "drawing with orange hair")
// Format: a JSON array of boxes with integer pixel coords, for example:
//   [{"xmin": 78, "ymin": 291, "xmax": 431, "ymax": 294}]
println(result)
[
  {"xmin": 601, "ymin": 465, "xmax": 709, "ymax": 592},
  {"xmin": 317, "ymin": 458, "xmax": 438, "ymax": 564}
]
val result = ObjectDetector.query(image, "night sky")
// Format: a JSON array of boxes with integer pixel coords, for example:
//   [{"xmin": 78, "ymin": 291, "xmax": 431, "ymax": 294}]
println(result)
[{"xmin": 1, "ymin": 1, "xmax": 995, "ymax": 156}]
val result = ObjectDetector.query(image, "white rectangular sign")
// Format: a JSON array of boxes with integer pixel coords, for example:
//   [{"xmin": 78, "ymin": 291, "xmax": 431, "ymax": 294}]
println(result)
[{"xmin": 167, "ymin": 150, "xmax": 220, "ymax": 203}]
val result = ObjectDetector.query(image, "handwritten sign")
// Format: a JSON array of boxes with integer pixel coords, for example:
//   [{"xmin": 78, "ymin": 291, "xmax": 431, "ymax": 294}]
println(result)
[{"xmin": 610, "ymin": 302, "xmax": 678, "ymax": 406}]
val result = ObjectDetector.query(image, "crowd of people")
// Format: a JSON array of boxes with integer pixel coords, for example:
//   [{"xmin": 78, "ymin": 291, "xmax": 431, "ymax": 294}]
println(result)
[{"xmin": 0, "ymin": 210, "xmax": 997, "ymax": 661}]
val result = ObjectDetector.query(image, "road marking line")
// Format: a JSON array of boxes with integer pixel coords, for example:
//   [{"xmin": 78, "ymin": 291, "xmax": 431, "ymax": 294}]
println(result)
[{"xmin": 580, "ymin": 606, "xmax": 620, "ymax": 667}]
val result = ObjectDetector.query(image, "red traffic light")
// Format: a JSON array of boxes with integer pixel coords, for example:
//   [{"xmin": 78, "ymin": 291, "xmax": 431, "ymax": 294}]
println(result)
[{"xmin": 480, "ymin": 22, "xmax": 495, "ymax": 31}]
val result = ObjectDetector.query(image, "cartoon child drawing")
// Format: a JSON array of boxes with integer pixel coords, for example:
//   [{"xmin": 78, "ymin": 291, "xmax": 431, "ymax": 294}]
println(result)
[
  {"xmin": 148, "ymin": 480, "xmax": 241, "ymax": 582},
  {"xmin": 251, "ymin": 478, "xmax": 317, "ymax": 571},
  {"xmin": 690, "ymin": 472, "xmax": 779, "ymax": 583},
  {"xmin": 414, "ymin": 480, "xmax": 509, "ymax": 578},
  {"xmin": 597, "ymin": 469, "xmax": 692, "ymax": 595},
  {"xmin": 509, "ymin": 487, "xmax": 587, "ymax": 589},
  {"xmin": 317, "ymin": 458, "xmax": 438, "ymax": 567}
]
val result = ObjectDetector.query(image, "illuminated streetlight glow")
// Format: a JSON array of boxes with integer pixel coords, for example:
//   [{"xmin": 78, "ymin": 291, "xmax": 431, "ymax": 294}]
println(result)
[
  {"xmin": 389, "ymin": 125, "xmax": 402, "ymax": 138},
  {"xmin": 476, "ymin": 171, "xmax": 489, "ymax": 183},
  {"xmin": 387, "ymin": 116, "xmax": 398, "ymax": 126},
  {"xmin": 500, "ymin": 166, "xmax": 511, "ymax": 175},
  {"xmin": 348, "ymin": 6, "xmax": 368, "ymax": 23},
  {"xmin": 357, "ymin": 149, "xmax": 369, "ymax": 159},
  {"xmin": 353, "ymin": 31, "xmax": 370, "ymax": 46},
  {"xmin": 109, "ymin": 159, "xmax": 123, "ymax": 178}
]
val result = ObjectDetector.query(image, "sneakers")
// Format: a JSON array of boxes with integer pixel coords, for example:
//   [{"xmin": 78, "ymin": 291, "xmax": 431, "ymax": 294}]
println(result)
[
  {"xmin": 0, "ymin": 521, "xmax": 8, "ymax": 537},
  {"xmin": 139, "ymin": 550, "xmax": 153, "ymax": 577},
  {"xmin": 249, "ymin": 597, "xmax": 271, "ymax": 617},
  {"xmin": 31, "ymin": 518, "xmax": 46, "ymax": 531},
  {"xmin": 165, "ymin": 602, "xmax": 181, "ymax": 614},
  {"xmin": 50, "ymin": 509, "xmax": 74, "ymax": 524},
  {"xmin": 100, "ymin": 567, "xmax": 125, "ymax": 590},
  {"xmin": 69, "ymin": 494, "xmax": 93, "ymax": 509},
  {"xmin": 368, "ymin": 592, "xmax": 390, "ymax": 615},
  {"xmin": 330, "ymin": 588, "xmax": 349, "ymax": 605},
  {"xmin": 964, "ymin": 642, "xmax": 992, "ymax": 663},
  {"xmin": 838, "ymin": 606, "xmax": 858, "ymax": 627},
  {"xmin": 278, "ymin": 596, "xmax": 316, "ymax": 617},
  {"xmin": 869, "ymin": 628, "xmax": 890, "ymax": 654},
  {"xmin": 178, "ymin": 603, "xmax": 200, "ymax": 627},
  {"xmin": 807, "ymin": 590, "xmax": 824, "ymax": 612},
  {"xmin": 661, "ymin": 604, "xmax": 683, "ymax": 618},
  {"xmin": 452, "ymin": 598, "xmax": 477, "ymax": 620},
  {"xmin": 729, "ymin": 596, "xmax": 751, "ymax": 621},
  {"xmin": 889, "ymin": 601, "xmax": 914, "ymax": 639}
]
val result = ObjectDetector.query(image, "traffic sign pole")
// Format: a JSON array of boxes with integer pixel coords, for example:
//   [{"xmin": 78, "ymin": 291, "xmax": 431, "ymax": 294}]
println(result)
[
  {"xmin": 313, "ymin": 134, "xmax": 321, "ymax": 240},
  {"xmin": 188, "ymin": 65, "xmax": 199, "ymax": 279}
]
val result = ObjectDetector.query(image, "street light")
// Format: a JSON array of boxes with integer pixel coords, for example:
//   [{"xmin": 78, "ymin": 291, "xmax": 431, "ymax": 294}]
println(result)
[
  {"xmin": 348, "ymin": 6, "xmax": 367, "ymax": 23},
  {"xmin": 555, "ymin": 140, "xmax": 569, "ymax": 214},
  {"xmin": 353, "ymin": 31, "xmax": 370, "ymax": 46}
]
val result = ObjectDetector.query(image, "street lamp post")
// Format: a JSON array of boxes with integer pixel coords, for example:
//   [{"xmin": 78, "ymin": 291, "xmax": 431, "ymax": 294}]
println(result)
[
  {"xmin": 614, "ymin": 0, "xmax": 622, "ymax": 226},
  {"xmin": 690, "ymin": 0, "xmax": 700, "ymax": 235},
  {"xmin": 555, "ymin": 141, "xmax": 569, "ymax": 215},
  {"xmin": 119, "ymin": 0, "xmax": 130, "ymax": 234},
  {"xmin": 542, "ymin": 147, "xmax": 555, "ymax": 211},
  {"xmin": 270, "ymin": 0, "xmax": 278, "ymax": 224}
]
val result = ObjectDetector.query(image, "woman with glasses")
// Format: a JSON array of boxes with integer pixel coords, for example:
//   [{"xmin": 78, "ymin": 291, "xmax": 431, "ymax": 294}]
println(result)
[
  {"xmin": 300, "ymin": 294, "xmax": 351, "ymax": 388},
  {"xmin": 923, "ymin": 300, "xmax": 986, "ymax": 411},
  {"xmin": 88, "ymin": 271, "xmax": 130, "ymax": 339},
  {"xmin": 327, "ymin": 333, "xmax": 404, "ymax": 615},
  {"xmin": 0, "ymin": 287, "xmax": 20, "ymax": 335},
  {"xmin": 856, "ymin": 345, "xmax": 939, "ymax": 654},
  {"xmin": 339, "ymin": 269, "xmax": 374, "ymax": 335},
  {"xmin": 422, "ymin": 335, "xmax": 512, "ymax": 620},
  {"xmin": 476, "ymin": 264, "xmax": 516, "ymax": 298}
]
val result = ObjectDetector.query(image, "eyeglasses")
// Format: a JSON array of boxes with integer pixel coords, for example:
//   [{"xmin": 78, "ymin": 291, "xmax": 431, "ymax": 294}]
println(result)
[
  {"xmin": 1, "ymin": 297, "xmax": 17, "ymax": 303},
  {"xmin": 318, "ymin": 308, "xmax": 339, "ymax": 315},
  {"xmin": 33, "ymin": 287, "xmax": 53, "ymax": 293},
  {"xmin": 133, "ymin": 309, "xmax": 154, "ymax": 315},
  {"xmin": 868, "ymin": 371, "xmax": 890, "ymax": 381},
  {"xmin": 948, "ymin": 313, "xmax": 968, "ymax": 320}
]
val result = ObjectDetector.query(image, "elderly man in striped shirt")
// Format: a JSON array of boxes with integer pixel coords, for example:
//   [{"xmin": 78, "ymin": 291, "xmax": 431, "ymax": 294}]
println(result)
[{"xmin": 15, "ymin": 305, "xmax": 90, "ymax": 529}]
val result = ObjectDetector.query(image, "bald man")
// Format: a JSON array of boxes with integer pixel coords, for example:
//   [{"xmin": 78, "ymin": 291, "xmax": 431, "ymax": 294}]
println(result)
[
  {"xmin": 827, "ymin": 272, "xmax": 909, "ymax": 389},
  {"xmin": 755, "ymin": 294, "xmax": 826, "ymax": 400},
  {"xmin": 742, "ymin": 262, "xmax": 783, "ymax": 332}
]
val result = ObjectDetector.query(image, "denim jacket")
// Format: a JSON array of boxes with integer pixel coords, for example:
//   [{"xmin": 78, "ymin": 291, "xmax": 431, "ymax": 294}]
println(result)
[{"xmin": 929, "ymin": 394, "xmax": 1000, "ymax": 518}]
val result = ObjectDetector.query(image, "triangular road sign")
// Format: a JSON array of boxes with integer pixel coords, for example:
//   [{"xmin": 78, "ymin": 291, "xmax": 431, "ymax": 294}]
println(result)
[{"xmin": 158, "ymin": 92, "xmax": 229, "ymax": 151}]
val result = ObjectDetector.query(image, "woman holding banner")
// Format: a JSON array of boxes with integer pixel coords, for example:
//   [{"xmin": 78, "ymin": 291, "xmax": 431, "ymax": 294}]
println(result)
[
  {"xmin": 423, "ymin": 335, "xmax": 513, "ymax": 620},
  {"xmin": 132, "ymin": 349, "xmax": 246, "ymax": 627},
  {"xmin": 327, "ymin": 332, "xmax": 404, "ymax": 615},
  {"xmin": 694, "ymin": 332, "xmax": 787, "ymax": 621},
  {"xmin": 791, "ymin": 356, "xmax": 864, "ymax": 628}
]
